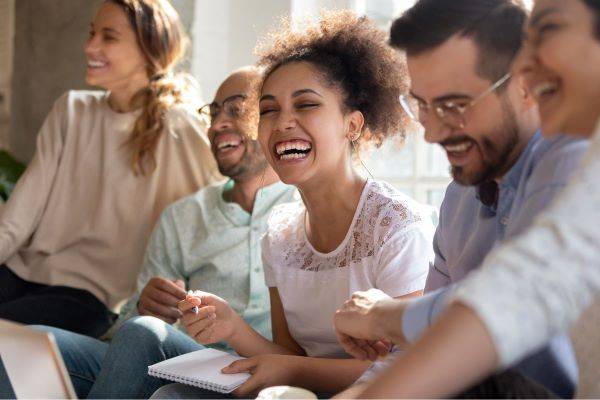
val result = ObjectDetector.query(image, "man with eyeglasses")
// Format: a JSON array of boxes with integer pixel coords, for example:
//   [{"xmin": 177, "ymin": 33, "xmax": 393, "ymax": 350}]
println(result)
[
  {"xmin": 333, "ymin": 0, "xmax": 588, "ymax": 398},
  {"xmin": 0, "ymin": 66, "xmax": 296, "ymax": 399}
]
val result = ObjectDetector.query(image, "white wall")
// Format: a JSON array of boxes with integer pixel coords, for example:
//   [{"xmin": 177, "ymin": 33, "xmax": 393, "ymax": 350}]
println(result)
[
  {"xmin": 292, "ymin": 0, "xmax": 353, "ymax": 17},
  {"xmin": 191, "ymin": 0, "xmax": 291, "ymax": 102}
]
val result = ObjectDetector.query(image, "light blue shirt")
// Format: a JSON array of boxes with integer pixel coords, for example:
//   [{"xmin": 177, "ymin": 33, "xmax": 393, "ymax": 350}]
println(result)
[
  {"xmin": 401, "ymin": 132, "xmax": 588, "ymax": 398},
  {"xmin": 118, "ymin": 180, "xmax": 297, "ymax": 348}
]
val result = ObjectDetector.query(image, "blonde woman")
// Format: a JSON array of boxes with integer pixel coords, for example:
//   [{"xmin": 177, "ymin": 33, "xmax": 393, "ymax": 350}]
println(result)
[{"xmin": 0, "ymin": 0, "xmax": 219, "ymax": 338}]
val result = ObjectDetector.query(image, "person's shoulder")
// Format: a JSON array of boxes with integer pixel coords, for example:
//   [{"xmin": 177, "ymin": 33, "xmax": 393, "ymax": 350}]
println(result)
[
  {"xmin": 365, "ymin": 180, "xmax": 435, "ymax": 234},
  {"xmin": 261, "ymin": 199, "xmax": 306, "ymax": 266},
  {"xmin": 51, "ymin": 90, "xmax": 107, "ymax": 113},
  {"xmin": 266, "ymin": 182, "xmax": 300, "ymax": 204},
  {"xmin": 62, "ymin": 89, "xmax": 107, "ymax": 106},
  {"xmin": 167, "ymin": 180, "xmax": 227, "ymax": 214},
  {"xmin": 443, "ymin": 180, "xmax": 468, "ymax": 198},
  {"xmin": 441, "ymin": 179, "xmax": 476, "ymax": 203},
  {"xmin": 263, "ymin": 199, "xmax": 305, "ymax": 242},
  {"xmin": 437, "ymin": 180, "xmax": 476, "ymax": 214},
  {"xmin": 367, "ymin": 180, "xmax": 425, "ymax": 219},
  {"xmin": 268, "ymin": 200, "xmax": 304, "ymax": 225},
  {"xmin": 539, "ymin": 134, "xmax": 588, "ymax": 163},
  {"xmin": 39, "ymin": 91, "xmax": 108, "ymax": 140},
  {"xmin": 527, "ymin": 134, "xmax": 589, "ymax": 191}
]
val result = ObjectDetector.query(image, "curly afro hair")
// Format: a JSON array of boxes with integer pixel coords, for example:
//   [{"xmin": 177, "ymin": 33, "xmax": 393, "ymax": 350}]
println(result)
[{"xmin": 256, "ymin": 10, "xmax": 411, "ymax": 150}]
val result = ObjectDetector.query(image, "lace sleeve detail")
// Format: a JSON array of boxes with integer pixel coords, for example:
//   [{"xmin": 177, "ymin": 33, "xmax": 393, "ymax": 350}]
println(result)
[
  {"xmin": 263, "ymin": 180, "xmax": 431, "ymax": 274},
  {"xmin": 262, "ymin": 201, "xmax": 307, "ymax": 271},
  {"xmin": 367, "ymin": 181, "xmax": 426, "ymax": 248}
]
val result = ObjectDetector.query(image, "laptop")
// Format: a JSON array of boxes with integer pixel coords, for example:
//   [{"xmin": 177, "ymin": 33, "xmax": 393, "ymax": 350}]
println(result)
[{"xmin": 0, "ymin": 319, "xmax": 76, "ymax": 399}]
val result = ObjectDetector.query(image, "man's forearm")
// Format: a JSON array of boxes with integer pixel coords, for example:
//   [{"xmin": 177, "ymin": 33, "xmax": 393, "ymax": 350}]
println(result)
[
  {"xmin": 375, "ymin": 299, "xmax": 409, "ymax": 346},
  {"xmin": 358, "ymin": 303, "xmax": 498, "ymax": 398}
]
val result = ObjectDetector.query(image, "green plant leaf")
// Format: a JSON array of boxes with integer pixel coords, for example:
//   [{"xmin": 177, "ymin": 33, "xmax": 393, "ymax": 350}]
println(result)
[{"xmin": 0, "ymin": 151, "xmax": 26, "ymax": 201}]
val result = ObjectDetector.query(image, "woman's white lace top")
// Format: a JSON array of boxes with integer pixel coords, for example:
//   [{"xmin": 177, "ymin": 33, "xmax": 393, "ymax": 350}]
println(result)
[{"xmin": 262, "ymin": 179, "xmax": 434, "ymax": 358}]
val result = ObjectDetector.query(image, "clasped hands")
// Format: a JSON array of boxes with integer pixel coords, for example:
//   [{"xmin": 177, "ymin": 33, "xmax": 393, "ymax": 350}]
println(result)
[{"xmin": 333, "ymin": 288, "xmax": 409, "ymax": 361}]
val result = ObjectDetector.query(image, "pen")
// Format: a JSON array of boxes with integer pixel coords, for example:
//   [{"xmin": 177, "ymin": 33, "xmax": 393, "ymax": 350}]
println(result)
[{"xmin": 187, "ymin": 290, "xmax": 199, "ymax": 315}]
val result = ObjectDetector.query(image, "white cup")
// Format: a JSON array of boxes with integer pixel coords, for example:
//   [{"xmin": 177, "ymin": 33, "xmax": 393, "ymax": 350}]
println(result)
[{"xmin": 256, "ymin": 385, "xmax": 318, "ymax": 399}]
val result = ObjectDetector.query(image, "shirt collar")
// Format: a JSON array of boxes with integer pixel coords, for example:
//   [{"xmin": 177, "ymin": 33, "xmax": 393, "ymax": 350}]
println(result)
[
  {"xmin": 476, "ymin": 181, "xmax": 499, "ymax": 209},
  {"xmin": 255, "ymin": 180, "xmax": 292, "ymax": 204},
  {"xmin": 218, "ymin": 179, "xmax": 293, "ymax": 222}
]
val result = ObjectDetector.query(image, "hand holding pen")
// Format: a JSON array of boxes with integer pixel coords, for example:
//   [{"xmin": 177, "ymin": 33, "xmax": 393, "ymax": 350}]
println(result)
[
  {"xmin": 187, "ymin": 290, "xmax": 199, "ymax": 314},
  {"xmin": 178, "ymin": 290, "xmax": 240, "ymax": 345}
]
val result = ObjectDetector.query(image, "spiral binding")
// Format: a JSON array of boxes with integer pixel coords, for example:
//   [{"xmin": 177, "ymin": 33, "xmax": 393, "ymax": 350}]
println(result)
[{"xmin": 148, "ymin": 368, "xmax": 230, "ymax": 393}]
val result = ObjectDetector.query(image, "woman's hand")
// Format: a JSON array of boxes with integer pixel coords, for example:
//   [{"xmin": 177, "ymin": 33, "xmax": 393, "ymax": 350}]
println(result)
[
  {"xmin": 178, "ymin": 291, "xmax": 240, "ymax": 345},
  {"xmin": 222, "ymin": 354, "xmax": 300, "ymax": 398}
]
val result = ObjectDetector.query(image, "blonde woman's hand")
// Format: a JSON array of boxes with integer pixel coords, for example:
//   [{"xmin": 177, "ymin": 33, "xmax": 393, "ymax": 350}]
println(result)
[{"xmin": 178, "ymin": 291, "xmax": 240, "ymax": 345}]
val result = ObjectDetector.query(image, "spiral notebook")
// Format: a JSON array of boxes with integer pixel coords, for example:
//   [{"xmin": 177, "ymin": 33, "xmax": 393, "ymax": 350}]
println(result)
[{"xmin": 148, "ymin": 348, "xmax": 250, "ymax": 393}]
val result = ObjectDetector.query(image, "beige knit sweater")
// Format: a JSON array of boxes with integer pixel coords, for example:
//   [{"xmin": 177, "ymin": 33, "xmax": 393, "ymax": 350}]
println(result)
[{"xmin": 0, "ymin": 91, "xmax": 220, "ymax": 311}]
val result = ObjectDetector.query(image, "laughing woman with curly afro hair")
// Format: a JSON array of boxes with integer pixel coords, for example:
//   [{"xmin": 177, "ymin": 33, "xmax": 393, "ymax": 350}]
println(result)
[{"xmin": 169, "ymin": 10, "xmax": 435, "ymax": 399}]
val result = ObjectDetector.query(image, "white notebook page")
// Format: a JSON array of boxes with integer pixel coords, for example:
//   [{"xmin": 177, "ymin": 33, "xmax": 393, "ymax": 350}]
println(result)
[{"xmin": 148, "ymin": 348, "xmax": 250, "ymax": 393}]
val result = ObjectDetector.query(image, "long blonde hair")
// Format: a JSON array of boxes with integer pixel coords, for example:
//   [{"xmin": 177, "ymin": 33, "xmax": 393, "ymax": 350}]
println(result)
[{"xmin": 109, "ymin": 0, "xmax": 200, "ymax": 175}]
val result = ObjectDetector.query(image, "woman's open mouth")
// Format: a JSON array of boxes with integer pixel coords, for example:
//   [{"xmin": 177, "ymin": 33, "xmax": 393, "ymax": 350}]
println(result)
[{"xmin": 273, "ymin": 139, "xmax": 312, "ymax": 161}]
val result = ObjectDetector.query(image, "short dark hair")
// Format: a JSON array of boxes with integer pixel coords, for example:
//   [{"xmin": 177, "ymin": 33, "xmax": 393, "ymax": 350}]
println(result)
[
  {"xmin": 390, "ymin": 0, "xmax": 528, "ymax": 82},
  {"xmin": 583, "ymin": 0, "xmax": 600, "ymax": 39},
  {"xmin": 256, "ymin": 10, "xmax": 410, "ymax": 149}
]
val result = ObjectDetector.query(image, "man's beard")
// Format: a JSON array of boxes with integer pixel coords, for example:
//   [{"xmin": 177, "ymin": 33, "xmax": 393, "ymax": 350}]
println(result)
[
  {"xmin": 451, "ymin": 102, "xmax": 521, "ymax": 186},
  {"xmin": 218, "ymin": 139, "xmax": 268, "ymax": 180}
]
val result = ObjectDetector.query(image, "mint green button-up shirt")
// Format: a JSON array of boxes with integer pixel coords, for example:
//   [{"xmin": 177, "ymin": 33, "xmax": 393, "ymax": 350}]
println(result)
[{"xmin": 118, "ymin": 180, "xmax": 297, "ymax": 345}]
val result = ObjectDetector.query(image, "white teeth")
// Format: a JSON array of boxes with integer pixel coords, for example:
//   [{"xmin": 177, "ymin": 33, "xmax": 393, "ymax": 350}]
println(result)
[
  {"xmin": 533, "ymin": 82, "xmax": 558, "ymax": 100},
  {"xmin": 275, "ymin": 140, "xmax": 312, "ymax": 155},
  {"xmin": 280, "ymin": 153, "xmax": 308, "ymax": 160},
  {"xmin": 444, "ymin": 142, "xmax": 472, "ymax": 153},
  {"xmin": 217, "ymin": 141, "xmax": 240, "ymax": 150},
  {"xmin": 88, "ymin": 60, "xmax": 107, "ymax": 68}
]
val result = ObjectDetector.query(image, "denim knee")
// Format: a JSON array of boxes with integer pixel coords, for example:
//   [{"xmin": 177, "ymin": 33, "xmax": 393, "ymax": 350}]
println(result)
[{"xmin": 112, "ymin": 316, "xmax": 172, "ymax": 348}]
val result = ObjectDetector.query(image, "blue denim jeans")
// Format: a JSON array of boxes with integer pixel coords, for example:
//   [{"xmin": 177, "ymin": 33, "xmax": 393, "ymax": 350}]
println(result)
[{"xmin": 0, "ymin": 316, "xmax": 203, "ymax": 399}]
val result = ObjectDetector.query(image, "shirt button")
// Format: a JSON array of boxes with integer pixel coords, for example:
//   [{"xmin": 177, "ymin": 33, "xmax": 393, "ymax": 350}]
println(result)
[
  {"xmin": 254, "ymin": 267, "xmax": 261, "ymax": 273},
  {"xmin": 500, "ymin": 216, "xmax": 509, "ymax": 225}
]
